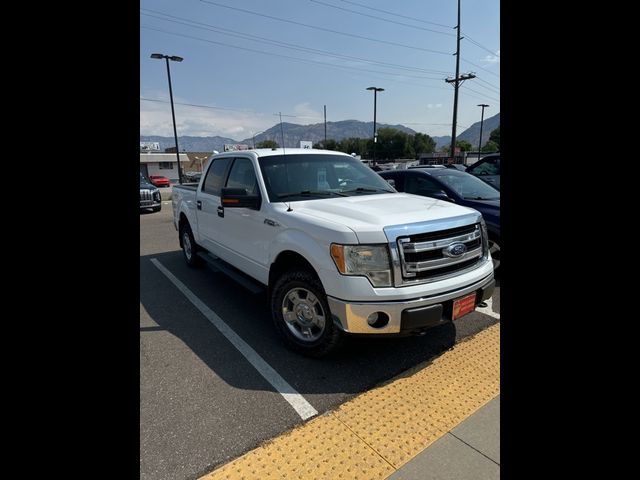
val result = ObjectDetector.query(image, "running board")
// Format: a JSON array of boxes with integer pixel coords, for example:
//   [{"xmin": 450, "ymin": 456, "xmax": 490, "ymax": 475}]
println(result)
[{"xmin": 196, "ymin": 252, "xmax": 264, "ymax": 294}]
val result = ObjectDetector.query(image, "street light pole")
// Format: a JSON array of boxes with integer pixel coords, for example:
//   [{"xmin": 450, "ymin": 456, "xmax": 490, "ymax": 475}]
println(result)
[
  {"xmin": 366, "ymin": 87, "xmax": 384, "ymax": 163},
  {"xmin": 151, "ymin": 53, "xmax": 184, "ymax": 184},
  {"xmin": 477, "ymin": 104, "xmax": 489, "ymax": 162}
]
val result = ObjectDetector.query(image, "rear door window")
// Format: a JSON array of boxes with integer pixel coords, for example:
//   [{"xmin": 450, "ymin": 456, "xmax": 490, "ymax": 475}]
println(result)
[{"xmin": 202, "ymin": 157, "xmax": 232, "ymax": 195}]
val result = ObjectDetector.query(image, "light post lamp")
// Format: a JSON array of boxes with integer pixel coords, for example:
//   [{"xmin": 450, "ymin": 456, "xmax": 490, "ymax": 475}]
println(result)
[
  {"xmin": 151, "ymin": 53, "xmax": 184, "ymax": 184},
  {"xmin": 366, "ymin": 87, "xmax": 384, "ymax": 164},
  {"xmin": 477, "ymin": 104, "xmax": 489, "ymax": 162},
  {"xmin": 194, "ymin": 156, "xmax": 207, "ymax": 173}
]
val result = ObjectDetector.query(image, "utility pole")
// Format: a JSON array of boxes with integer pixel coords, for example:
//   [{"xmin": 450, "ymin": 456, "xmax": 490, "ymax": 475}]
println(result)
[
  {"xmin": 324, "ymin": 105, "xmax": 327, "ymax": 144},
  {"xmin": 477, "ymin": 104, "xmax": 489, "ymax": 162},
  {"xmin": 446, "ymin": 0, "xmax": 475, "ymax": 164}
]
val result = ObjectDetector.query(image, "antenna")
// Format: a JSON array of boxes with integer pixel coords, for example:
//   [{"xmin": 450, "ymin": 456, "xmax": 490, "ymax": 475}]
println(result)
[{"xmin": 279, "ymin": 111, "xmax": 286, "ymax": 155}]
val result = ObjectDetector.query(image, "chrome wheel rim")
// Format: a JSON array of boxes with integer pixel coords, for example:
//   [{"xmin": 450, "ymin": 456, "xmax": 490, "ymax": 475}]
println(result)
[
  {"xmin": 183, "ymin": 232, "xmax": 192, "ymax": 260},
  {"xmin": 281, "ymin": 287, "xmax": 326, "ymax": 342},
  {"xmin": 489, "ymin": 240, "xmax": 500, "ymax": 269}
]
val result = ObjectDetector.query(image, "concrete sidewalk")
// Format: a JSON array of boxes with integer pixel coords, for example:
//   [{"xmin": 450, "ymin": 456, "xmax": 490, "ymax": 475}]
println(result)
[{"xmin": 389, "ymin": 395, "xmax": 500, "ymax": 480}]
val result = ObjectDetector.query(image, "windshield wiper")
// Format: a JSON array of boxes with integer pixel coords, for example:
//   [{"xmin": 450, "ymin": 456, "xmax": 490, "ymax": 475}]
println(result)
[
  {"xmin": 464, "ymin": 196, "xmax": 499, "ymax": 200},
  {"xmin": 277, "ymin": 190, "xmax": 348, "ymax": 200},
  {"xmin": 341, "ymin": 187, "xmax": 394, "ymax": 194}
]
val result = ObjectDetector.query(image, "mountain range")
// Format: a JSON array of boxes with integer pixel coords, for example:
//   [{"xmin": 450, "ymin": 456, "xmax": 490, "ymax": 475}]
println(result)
[
  {"xmin": 140, "ymin": 113, "xmax": 499, "ymax": 152},
  {"xmin": 432, "ymin": 112, "xmax": 500, "ymax": 149}
]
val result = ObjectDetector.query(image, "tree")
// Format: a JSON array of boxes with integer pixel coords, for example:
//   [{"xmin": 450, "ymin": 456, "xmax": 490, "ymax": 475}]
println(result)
[
  {"xmin": 441, "ymin": 140, "xmax": 473, "ymax": 153},
  {"xmin": 313, "ymin": 139, "xmax": 337, "ymax": 150},
  {"xmin": 456, "ymin": 140, "xmax": 473, "ymax": 152},
  {"xmin": 256, "ymin": 140, "xmax": 279, "ymax": 148},
  {"xmin": 481, "ymin": 140, "xmax": 499, "ymax": 152},
  {"xmin": 337, "ymin": 137, "xmax": 367, "ymax": 156},
  {"xmin": 412, "ymin": 133, "xmax": 436, "ymax": 157},
  {"xmin": 489, "ymin": 126, "xmax": 500, "ymax": 149}
]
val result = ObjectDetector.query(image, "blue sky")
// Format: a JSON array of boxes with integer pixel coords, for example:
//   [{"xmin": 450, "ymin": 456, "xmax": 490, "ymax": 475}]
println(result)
[{"xmin": 140, "ymin": 0, "xmax": 499, "ymax": 140}]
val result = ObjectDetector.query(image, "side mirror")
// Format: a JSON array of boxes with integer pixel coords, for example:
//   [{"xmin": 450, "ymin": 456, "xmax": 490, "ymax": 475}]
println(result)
[
  {"xmin": 386, "ymin": 179, "xmax": 396, "ymax": 187},
  {"xmin": 431, "ymin": 191, "xmax": 453, "ymax": 202},
  {"xmin": 221, "ymin": 187, "xmax": 261, "ymax": 210}
]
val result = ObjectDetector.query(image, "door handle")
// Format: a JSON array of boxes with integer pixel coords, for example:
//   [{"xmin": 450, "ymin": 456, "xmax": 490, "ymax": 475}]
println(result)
[
  {"xmin": 217, "ymin": 206, "xmax": 224, "ymax": 218},
  {"xmin": 196, "ymin": 200, "xmax": 202, "ymax": 210}
]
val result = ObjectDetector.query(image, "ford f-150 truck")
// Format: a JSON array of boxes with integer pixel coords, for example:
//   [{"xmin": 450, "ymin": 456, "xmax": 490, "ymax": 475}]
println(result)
[{"xmin": 172, "ymin": 149, "xmax": 495, "ymax": 356}]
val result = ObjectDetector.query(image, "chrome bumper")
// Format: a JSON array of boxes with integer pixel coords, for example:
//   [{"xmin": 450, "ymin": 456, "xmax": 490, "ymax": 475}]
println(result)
[{"xmin": 327, "ymin": 273, "xmax": 495, "ymax": 334}]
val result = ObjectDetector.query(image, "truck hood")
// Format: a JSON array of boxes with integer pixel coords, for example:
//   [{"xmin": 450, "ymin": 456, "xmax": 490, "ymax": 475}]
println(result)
[{"xmin": 293, "ymin": 193, "xmax": 480, "ymax": 243}]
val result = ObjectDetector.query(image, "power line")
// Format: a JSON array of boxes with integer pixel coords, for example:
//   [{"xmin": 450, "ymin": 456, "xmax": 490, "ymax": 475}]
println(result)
[
  {"xmin": 460, "ymin": 86, "xmax": 500, "ymax": 103},
  {"xmin": 474, "ymin": 76, "xmax": 501, "ymax": 92},
  {"xmin": 141, "ymin": 9, "xmax": 452, "ymax": 76},
  {"xmin": 340, "ymin": 0, "xmax": 452, "ymax": 28},
  {"xmin": 461, "ymin": 57, "xmax": 500, "ymax": 79},
  {"xmin": 141, "ymin": 97, "xmax": 480, "ymax": 133},
  {"xmin": 141, "ymin": 26, "xmax": 453, "ymax": 86},
  {"xmin": 463, "ymin": 34, "xmax": 500, "ymax": 58},
  {"xmin": 140, "ymin": 97, "xmax": 323, "ymax": 119},
  {"xmin": 470, "ymin": 79, "xmax": 500, "ymax": 96},
  {"xmin": 309, "ymin": 0, "xmax": 454, "ymax": 36},
  {"xmin": 199, "ymin": 0, "xmax": 452, "ymax": 55}
]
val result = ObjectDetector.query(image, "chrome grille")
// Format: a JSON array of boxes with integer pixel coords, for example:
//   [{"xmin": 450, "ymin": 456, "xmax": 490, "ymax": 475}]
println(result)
[
  {"xmin": 397, "ymin": 223, "xmax": 484, "ymax": 282},
  {"xmin": 140, "ymin": 189, "xmax": 153, "ymax": 206}
]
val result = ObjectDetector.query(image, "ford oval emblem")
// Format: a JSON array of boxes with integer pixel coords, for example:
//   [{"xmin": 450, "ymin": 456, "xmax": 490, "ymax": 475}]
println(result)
[{"xmin": 444, "ymin": 242, "xmax": 467, "ymax": 258}]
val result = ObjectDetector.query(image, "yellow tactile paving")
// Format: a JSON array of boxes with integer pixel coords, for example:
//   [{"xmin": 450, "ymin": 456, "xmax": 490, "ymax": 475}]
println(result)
[{"xmin": 200, "ymin": 323, "xmax": 500, "ymax": 479}]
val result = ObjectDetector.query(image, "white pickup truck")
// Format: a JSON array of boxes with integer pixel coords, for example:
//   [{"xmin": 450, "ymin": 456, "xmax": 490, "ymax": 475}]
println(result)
[{"xmin": 172, "ymin": 149, "xmax": 495, "ymax": 356}]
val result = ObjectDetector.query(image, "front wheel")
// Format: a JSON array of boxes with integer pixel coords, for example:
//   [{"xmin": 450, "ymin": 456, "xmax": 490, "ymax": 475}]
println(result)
[
  {"xmin": 271, "ymin": 270, "xmax": 343, "ymax": 357},
  {"xmin": 179, "ymin": 223, "xmax": 203, "ymax": 267}
]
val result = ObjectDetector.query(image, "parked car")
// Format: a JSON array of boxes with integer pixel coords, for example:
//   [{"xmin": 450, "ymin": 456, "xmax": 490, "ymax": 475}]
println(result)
[
  {"xmin": 379, "ymin": 167, "xmax": 500, "ymax": 269},
  {"xmin": 185, "ymin": 172, "xmax": 202, "ymax": 183},
  {"xmin": 172, "ymin": 148, "xmax": 495, "ymax": 356},
  {"xmin": 466, "ymin": 153, "xmax": 500, "ymax": 190},
  {"xmin": 445, "ymin": 164, "xmax": 467, "ymax": 171},
  {"xmin": 149, "ymin": 175, "xmax": 171, "ymax": 188},
  {"xmin": 140, "ymin": 173, "xmax": 161, "ymax": 212}
]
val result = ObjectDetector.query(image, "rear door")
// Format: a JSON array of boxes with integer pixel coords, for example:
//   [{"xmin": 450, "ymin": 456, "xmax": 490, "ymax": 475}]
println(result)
[{"xmin": 196, "ymin": 156, "xmax": 232, "ymax": 253}]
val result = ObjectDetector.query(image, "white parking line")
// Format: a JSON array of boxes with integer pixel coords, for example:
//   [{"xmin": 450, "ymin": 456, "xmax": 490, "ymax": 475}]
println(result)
[
  {"xmin": 150, "ymin": 258, "xmax": 318, "ymax": 420},
  {"xmin": 477, "ymin": 296, "xmax": 500, "ymax": 320}
]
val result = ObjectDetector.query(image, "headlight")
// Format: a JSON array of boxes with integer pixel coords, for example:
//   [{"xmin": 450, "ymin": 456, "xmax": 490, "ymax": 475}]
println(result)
[
  {"xmin": 330, "ymin": 244, "xmax": 392, "ymax": 287},
  {"xmin": 479, "ymin": 219, "xmax": 489, "ymax": 259}
]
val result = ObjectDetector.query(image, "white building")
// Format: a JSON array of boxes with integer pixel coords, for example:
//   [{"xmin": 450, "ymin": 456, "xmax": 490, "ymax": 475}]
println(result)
[{"xmin": 140, "ymin": 153, "xmax": 190, "ymax": 183}]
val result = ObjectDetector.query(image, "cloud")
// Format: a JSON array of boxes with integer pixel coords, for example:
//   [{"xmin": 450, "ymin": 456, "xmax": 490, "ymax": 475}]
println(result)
[
  {"xmin": 140, "ymin": 96, "xmax": 326, "ymax": 137},
  {"xmin": 140, "ymin": 97, "xmax": 272, "ymax": 138},
  {"xmin": 292, "ymin": 102, "xmax": 323, "ymax": 121},
  {"xmin": 482, "ymin": 49, "xmax": 500, "ymax": 64},
  {"xmin": 426, "ymin": 103, "xmax": 443, "ymax": 109}
]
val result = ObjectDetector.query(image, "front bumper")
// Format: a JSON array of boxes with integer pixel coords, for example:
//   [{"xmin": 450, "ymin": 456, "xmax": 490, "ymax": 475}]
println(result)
[
  {"xmin": 139, "ymin": 200, "xmax": 161, "ymax": 209},
  {"xmin": 327, "ymin": 273, "xmax": 495, "ymax": 335}
]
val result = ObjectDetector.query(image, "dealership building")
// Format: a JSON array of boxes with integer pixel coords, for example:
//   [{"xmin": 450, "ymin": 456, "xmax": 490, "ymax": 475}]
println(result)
[{"xmin": 139, "ymin": 153, "xmax": 190, "ymax": 183}]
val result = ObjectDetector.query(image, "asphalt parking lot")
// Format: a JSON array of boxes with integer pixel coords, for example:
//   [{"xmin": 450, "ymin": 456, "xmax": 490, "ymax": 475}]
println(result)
[{"xmin": 140, "ymin": 203, "xmax": 500, "ymax": 480}]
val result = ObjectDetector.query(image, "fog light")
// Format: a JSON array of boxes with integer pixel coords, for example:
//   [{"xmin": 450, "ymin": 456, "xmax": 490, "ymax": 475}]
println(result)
[{"xmin": 367, "ymin": 311, "xmax": 389, "ymax": 328}]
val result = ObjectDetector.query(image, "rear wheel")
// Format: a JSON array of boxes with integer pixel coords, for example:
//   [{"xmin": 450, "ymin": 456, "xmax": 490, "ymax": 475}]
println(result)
[
  {"xmin": 271, "ymin": 270, "xmax": 343, "ymax": 357},
  {"xmin": 180, "ymin": 223, "xmax": 203, "ymax": 267}
]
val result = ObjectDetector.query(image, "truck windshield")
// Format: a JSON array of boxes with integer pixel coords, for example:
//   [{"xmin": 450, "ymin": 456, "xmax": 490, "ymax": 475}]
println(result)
[{"xmin": 258, "ymin": 154, "xmax": 395, "ymax": 202}]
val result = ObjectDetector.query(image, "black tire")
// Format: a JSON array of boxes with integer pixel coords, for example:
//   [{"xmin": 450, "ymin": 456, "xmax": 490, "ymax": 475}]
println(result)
[
  {"xmin": 271, "ymin": 270, "xmax": 343, "ymax": 357},
  {"xmin": 179, "ymin": 222, "xmax": 203, "ymax": 267},
  {"xmin": 152, "ymin": 206, "xmax": 161, "ymax": 212}
]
